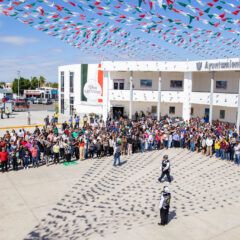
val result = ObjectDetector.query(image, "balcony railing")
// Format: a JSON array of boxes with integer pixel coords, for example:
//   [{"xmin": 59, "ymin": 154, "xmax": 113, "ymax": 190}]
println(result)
[{"xmin": 109, "ymin": 90, "xmax": 239, "ymax": 107}]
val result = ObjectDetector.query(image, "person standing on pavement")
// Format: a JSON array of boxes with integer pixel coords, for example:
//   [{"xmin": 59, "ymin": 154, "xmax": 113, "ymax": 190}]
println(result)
[
  {"xmin": 27, "ymin": 111, "xmax": 31, "ymax": 125},
  {"xmin": 65, "ymin": 141, "xmax": 72, "ymax": 163},
  {"xmin": 0, "ymin": 147, "xmax": 9, "ymax": 172},
  {"xmin": 74, "ymin": 115, "xmax": 80, "ymax": 128},
  {"xmin": 158, "ymin": 155, "xmax": 171, "ymax": 183},
  {"xmin": 79, "ymin": 139, "xmax": 85, "ymax": 161},
  {"xmin": 54, "ymin": 111, "xmax": 59, "ymax": 124},
  {"xmin": 53, "ymin": 141, "xmax": 60, "ymax": 164},
  {"xmin": 6, "ymin": 107, "xmax": 10, "ymax": 118},
  {"xmin": 206, "ymin": 135, "xmax": 213, "ymax": 157},
  {"xmin": 44, "ymin": 115, "xmax": 50, "ymax": 127},
  {"xmin": 158, "ymin": 186, "xmax": 171, "ymax": 226},
  {"xmin": 113, "ymin": 142, "xmax": 121, "ymax": 166},
  {"xmin": 31, "ymin": 145, "xmax": 38, "ymax": 168}
]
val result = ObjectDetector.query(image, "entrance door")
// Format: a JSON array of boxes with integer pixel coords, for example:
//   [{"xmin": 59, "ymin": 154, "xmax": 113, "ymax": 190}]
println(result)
[{"xmin": 112, "ymin": 107, "xmax": 124, "ymax": 119}]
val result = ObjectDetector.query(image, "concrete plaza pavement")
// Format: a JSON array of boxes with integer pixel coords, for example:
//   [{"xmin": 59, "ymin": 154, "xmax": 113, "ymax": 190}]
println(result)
[
  {"xmin": 0, "ymin": 110, "xmax": 69, "ymax": 135},
  {"xmin": 0, "ymin": 148, "xmax": 240, "ymax": 240}
]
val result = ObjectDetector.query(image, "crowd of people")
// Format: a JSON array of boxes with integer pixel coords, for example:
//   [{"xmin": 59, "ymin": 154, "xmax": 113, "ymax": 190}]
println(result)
[{"xmin": 0, "ymin": 112, "xmax": 240, "ymax": 173}]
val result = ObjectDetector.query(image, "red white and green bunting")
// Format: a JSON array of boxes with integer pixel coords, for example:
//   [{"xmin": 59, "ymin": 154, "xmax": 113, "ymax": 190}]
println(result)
[{"xmin": 0, "ymin": 0, "xmax": 239, "ymax": 60}]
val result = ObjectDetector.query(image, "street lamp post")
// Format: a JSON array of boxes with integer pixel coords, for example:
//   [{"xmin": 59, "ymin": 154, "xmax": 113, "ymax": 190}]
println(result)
[{"xmin": 17, "ymin": 70, "xmax": 20, "ymax": 99}]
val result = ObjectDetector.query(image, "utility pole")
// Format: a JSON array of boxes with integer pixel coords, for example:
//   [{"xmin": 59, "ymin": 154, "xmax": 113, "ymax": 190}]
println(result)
[{"xmin": 17, "ymin": 70, "xmax": 20, "ymax": 99}]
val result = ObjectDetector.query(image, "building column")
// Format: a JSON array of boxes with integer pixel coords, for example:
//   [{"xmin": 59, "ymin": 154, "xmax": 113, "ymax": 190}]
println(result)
[
  {"xmin": 209, "ymin": 72, "xmax": 214, "ymax": 125},
  {"xmin": 182, "ymin": 72, "xmax": 192, "ymax": 121},
  {"xmin": 237, "ymin": 76, "xmax": 240, "ymax": 135},
  {"xmin": 157, "ymin": 72, "xmax": 162, "ymax": 121},
  {"xmin": 102, "ymin": 71, "xmax": 110, "ymax": 121},
  {"xmin": 129, "ymin": 71, "xmax": 133, "ymax": 120}
]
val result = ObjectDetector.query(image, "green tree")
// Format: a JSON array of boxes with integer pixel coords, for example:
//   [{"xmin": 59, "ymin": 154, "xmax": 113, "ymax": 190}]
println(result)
[
  {"xmin": 12, "ymin": 77, "xmax": 31, "ymax": 95},
  {"xmin": 51, "ymin": 82, "xmax": 58, "ymax": 88},
  {"xmin": 39, "ymin": 76, "xmax": 46, "ymax": 87},
  {"xmin": 30, "ymin": 77, "xmax": 39, "ymax": 89},
  {"xmin": 0, "ymin": 82, "xmax": 5, "ymax": 89}
]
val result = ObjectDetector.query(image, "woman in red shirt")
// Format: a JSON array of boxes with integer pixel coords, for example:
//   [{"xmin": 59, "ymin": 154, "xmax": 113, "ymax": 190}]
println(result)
[{"xmin": 0, "ymin": 147, "xmax": 9, "ymax": 172}]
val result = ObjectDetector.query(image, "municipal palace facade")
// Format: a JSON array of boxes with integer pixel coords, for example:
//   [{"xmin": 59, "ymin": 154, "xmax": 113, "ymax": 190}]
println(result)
[{"xmin": 58, "ymin": 58, "xmax": 240, "ymax": 126}]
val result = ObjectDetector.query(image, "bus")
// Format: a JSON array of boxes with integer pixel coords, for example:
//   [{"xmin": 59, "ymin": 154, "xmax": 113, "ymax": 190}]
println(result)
[{"xmin": 12, "ymin": 100, "xmax": 30, "ymax": 112}]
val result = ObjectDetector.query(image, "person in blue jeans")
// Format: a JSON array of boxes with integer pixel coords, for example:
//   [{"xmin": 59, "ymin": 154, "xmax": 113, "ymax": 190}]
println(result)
[
  {"xmin": 140, "ymin": 137, "xmax": 145, "ymax": 153},
  {"xmin": 22, "ymin": 147, "xmax": 30, "ymax": 169},
  {"xmin": 190, "ymin": 137, "xmax": 195, "ymax": 152},
  {"xmin": 113, "ymin": 143, "xmax": 121, "ymax": 166},
  {"xmin": 234, "ymin": 142, "xmax": 240, "ymax": 165}
]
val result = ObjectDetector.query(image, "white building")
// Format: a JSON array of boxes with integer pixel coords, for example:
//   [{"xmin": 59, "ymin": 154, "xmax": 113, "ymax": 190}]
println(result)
[
  {"xmin": 58, "ymin": 64, "xmax": 103, "ymax": 116},
  {"xmin": 58, "ymin": 58, "xmax": 240, "ymax": 125},
  {"xmin": 24, "ymin": 87, "xmax": 58, "ymax": 99}
]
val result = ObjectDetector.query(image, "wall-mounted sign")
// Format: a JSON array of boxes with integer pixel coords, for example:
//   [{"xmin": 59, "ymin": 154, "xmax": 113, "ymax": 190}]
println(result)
[
  {"xmin": 196, "ymin": 60, "xmax": 240, "ymax": 71},
  {"xmin": 83, "ymin": 80, "xmax": 102, "ymax": 103}
]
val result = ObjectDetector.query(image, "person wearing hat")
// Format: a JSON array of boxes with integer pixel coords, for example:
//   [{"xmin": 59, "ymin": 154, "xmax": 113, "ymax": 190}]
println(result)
[
  {"xmin": 158, "ymin": 155, "xmax": 171, "ymax": 183},
  {"xmin": 158, "ymin": 186, "xmax": 171, "ymax": 226}
]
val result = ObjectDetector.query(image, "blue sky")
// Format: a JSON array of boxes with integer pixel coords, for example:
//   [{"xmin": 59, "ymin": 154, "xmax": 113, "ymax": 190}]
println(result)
[
  {"xmin": 0, "ymin": 14, "xmax": 97, "ymax": 83},
  {"xmin": 0, "ymin": 0, "xmax": 239, "ymax": 83}
]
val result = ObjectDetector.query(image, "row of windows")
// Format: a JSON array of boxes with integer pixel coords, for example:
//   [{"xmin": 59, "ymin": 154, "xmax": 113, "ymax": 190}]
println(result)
[
  {"xmin": 113, "ymin": 79, "xmax": 228, "ymax": 90},
  {"xmin": 151, "ymin": 106, "xmax": 226, "ymax": 119},
  {"xmin": 60, "ymin": 72, "xmax": 228, "ymax": 92},
  {"xmin": 60, "ymin": 95, "xmax": 75, "ymax": 115},
  {"xmin": 113, "ymin": 80, "xmax": 183, "ymax": 90},
  {"xmin": 60, "ymin": 71, "xmax": 74, "ymax": 93}
]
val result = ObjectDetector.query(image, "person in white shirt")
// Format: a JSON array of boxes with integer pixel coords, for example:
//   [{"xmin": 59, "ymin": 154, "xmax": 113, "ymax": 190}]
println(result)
[
  {"xmin": 206, "ymin": 136, "xmax": 213, "ymax": 157},
  {"xmin": 18, "ymin": 129, "xmax": 24, "ymax": 138},
  {"xmin": 158, "ymin": 186, "xmax": 171, "ymax": 226},
  {"xmin": 27, "ymin": 112, "xmax": 31, "ymax": 125}
]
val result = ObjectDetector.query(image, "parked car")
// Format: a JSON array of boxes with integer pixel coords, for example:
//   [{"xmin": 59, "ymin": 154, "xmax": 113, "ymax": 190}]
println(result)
[
  {"xmin": 46, "ymin": 99, "xmax": 52, "ymax": 105},
  {"xmin": 42, "ymin": 99, "xmax": 53, "ymax": 105},
  {"xmin": 35, "ymin": 98, "xmax": 43, "ymax": 104},
  {"xmin": 29, "ymin": 97, "xmax": 36, "ymax": 104}
]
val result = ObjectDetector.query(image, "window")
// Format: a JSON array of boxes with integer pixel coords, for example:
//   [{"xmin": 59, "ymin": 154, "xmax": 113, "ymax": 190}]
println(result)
[
  {"xmin": 70, "ymin": 72, "xmax": 74, "ymax": 93},
  {"xmin": 61, "ymin": 71, "xmax": 64, "ymax": 92},
  {"xmin": 220, "ymin": 110, "xmax": 225, "ymax": 119},
  {"xmin": 169, "ymin": 106, "xmax": 175, "ymax": 114},
  {"xmin": 119, "ymin": 82, "xmax": 124, "ymax": 90},
  {"xmin": 170, "ymin": 80, "xmax": 183, "ymax": 89},
  {"xmin": 216, "ymin": 81, "xmax": 227, "ymax": 89},
  {"xmin": 140, "ymin": 79, "xmax": 152, "ymax": 88},
  {"xmin": 151, "ymin": 106, "xmax": 157, "ymax": 114},
  {"xmin": 113, "ymin": 79, "xmax": 125, "ymax": 90},
  {"xmin": 60, "ymin": 93, "xmax": 64, "ymax": 114},
  {"xmin": 114, "ymin": 82, "xmax": 118, "ymax": 90},
  {"xmin": 70, "ymin": 97, "xmax": 74, "ymax": 115}
]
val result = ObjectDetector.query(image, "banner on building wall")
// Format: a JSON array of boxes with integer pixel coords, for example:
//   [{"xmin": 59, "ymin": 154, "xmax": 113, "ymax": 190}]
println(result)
[{"xmin": 81, "ymin": 64, "xmax": 103, "ymax": 103}]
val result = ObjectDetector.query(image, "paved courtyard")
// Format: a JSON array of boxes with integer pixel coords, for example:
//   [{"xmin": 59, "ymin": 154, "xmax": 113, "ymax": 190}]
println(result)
[
  {"xmin": 0, "ymin": 110, "xmax": 69, "ymax": 135},
  {"xmin": 0, "ymin": 148, "xmax": 240, "ymax": 240}
]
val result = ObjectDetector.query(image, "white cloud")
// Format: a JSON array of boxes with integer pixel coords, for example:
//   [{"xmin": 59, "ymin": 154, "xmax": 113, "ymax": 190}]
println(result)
[
  {"xmin": 51, "ymin": 48, "xmax": 63, "ymax": 53},
  {"xmin": 0, "ymin": 36, "xmax": 37, "ymax": 46}
]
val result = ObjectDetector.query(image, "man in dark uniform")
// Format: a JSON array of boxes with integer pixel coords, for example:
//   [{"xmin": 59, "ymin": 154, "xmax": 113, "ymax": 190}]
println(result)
[
  {"xmin": 158, "ymin": 155, "xmax": 171, "ymax": 183},
  {"xmin": 158, "ymin": 186, "xmax": 171, "ymax": 226}
]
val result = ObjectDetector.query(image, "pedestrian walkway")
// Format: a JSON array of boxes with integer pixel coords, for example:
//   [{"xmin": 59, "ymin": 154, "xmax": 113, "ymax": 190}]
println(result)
[{"xmin": 1, "ymin": 148, "xmax": 240, "ymax": 240}]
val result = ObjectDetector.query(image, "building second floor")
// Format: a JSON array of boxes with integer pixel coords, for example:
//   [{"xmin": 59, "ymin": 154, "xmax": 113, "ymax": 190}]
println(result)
[{"xmin": 58, "ymin": 59, "xmax": 240, "ymax": 109}]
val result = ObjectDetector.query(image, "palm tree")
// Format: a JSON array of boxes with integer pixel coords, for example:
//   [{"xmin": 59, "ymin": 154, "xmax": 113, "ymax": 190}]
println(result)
[{"xmin": 39, "ymin": 76, "xmax": 46, "ymax": 87}]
